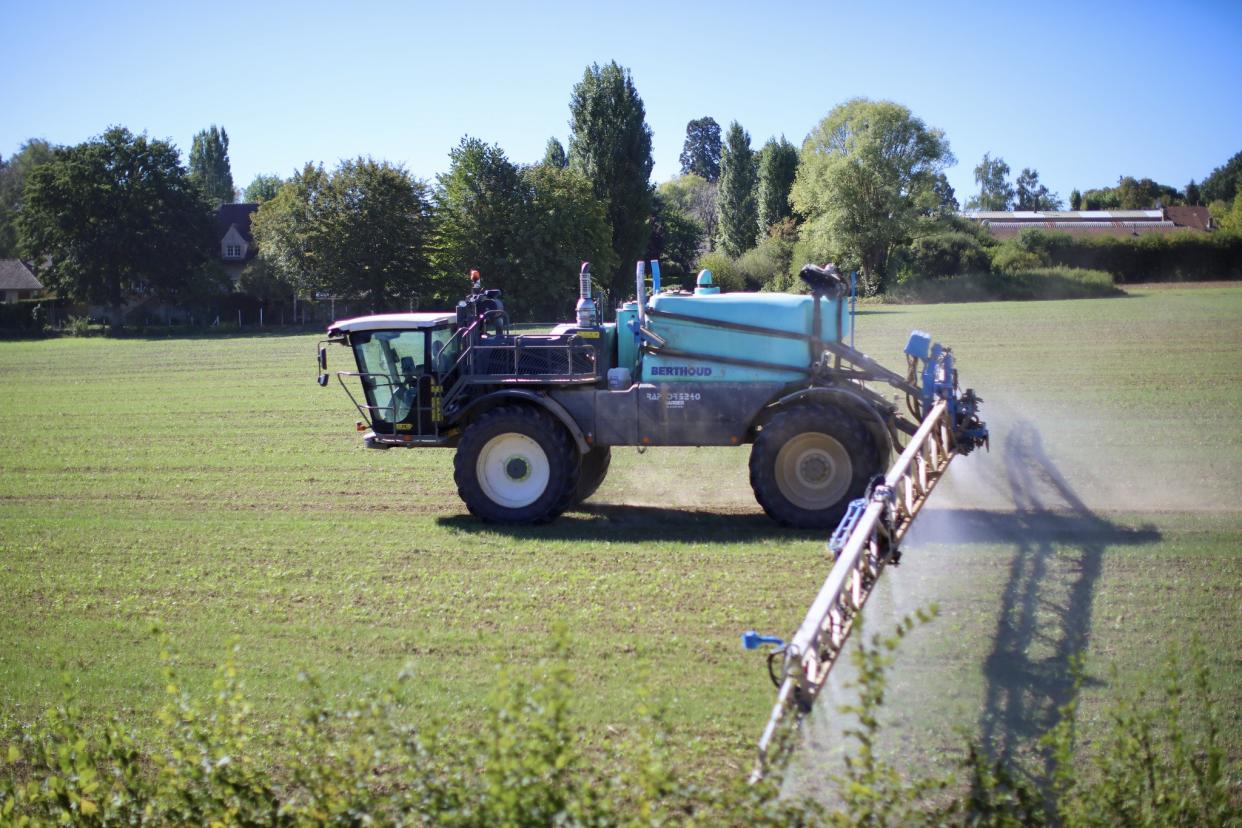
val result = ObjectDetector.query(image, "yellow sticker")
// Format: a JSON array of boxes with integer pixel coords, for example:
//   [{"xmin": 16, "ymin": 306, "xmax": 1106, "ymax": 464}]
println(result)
[
  {"xmin": 577, "ymin": 330, "xmax": 600, "ymax": 339},
  {"xmin": 395, "ymin": 423, "xmax": 412, "ymax": 431}
]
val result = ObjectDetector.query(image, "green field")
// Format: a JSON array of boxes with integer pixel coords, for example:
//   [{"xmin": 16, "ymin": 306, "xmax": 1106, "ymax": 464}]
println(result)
[{"xmin": 1, "ymin": 284, "xmax": 1240, "ymax": 786}]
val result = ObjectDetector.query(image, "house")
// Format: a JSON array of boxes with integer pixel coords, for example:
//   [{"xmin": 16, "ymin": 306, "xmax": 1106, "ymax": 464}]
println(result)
[
  {"xmin": 0, "ymin": 259, "xmax": 43, "ymax": 303},
  {"xmin": 961, "ymin": 207, "xmax": 1214, "ymax": 240},
  {"xmin": 215, "ymin": 202, "xmax": 259, "ymax": 284}
]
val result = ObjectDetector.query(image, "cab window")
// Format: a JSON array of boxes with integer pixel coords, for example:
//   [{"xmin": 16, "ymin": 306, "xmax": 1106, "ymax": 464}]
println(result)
[{"xmin": 351, "ymin": 330, "xmax": 427, "ymax": 423}]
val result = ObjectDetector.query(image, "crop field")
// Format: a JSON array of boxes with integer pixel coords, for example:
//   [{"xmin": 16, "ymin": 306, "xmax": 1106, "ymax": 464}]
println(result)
[{"xmin": 1, "ymin": 283, "xmax": 1240, "ymax": 787}]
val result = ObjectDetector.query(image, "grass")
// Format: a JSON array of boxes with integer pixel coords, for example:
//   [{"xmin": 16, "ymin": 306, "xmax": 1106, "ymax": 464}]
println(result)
[{"xmin": 1, "ymin": 283, "xmax": 1240, "ymax": 787}]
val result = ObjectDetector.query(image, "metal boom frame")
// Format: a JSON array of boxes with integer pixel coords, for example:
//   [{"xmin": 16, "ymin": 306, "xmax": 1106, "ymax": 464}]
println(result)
[{"xmin": 752, "ymin": 398, "xmax": 959, "ymax": 781}]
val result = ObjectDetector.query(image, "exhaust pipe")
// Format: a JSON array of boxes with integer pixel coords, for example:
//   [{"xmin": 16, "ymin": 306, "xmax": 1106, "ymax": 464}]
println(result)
[{"xmin": 575, "ymin": 261, "xmax": 597, "ymax": 328}]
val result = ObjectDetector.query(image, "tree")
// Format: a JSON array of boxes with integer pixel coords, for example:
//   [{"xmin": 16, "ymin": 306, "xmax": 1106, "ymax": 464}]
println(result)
[
  {"xmin": 243, "ymin": 174, "xmax": 283, "ymax": 203},
  {"xmin": 542, "ymin": 138, "xmax": 567, "ymax": 169},
  {"xmin": 18, "ymin": 127, "xmax": 217, "ymax": 311},
  {"xmin": 929, "ymin": 172, "xmax": 959, "ymax": 214},
  {"xmin": 715, "ymin": 122, "xmax": 758, "ymax": 257},
  {"xmin": 0, "ymin": 139, "xmax": 55, "ymax": 258},
  {"xmin": 1201, "ymin": 150, "xmax": 1242, "ymax": 205},
  {"xmin": 966, "ymin": 153, "xmax": 1013, "ymax": 211},
  {"xmin": 1185, "ymin": 180, "xmax": 1201, "ymax": 207},
  {"xmin": 434, "ymin": 138, "xmax": 614, "ymax": 321},
  {"xmin": 1070, "ymin": 189, "xmax": 1083, "ymax": 210},
  {"xmin": 791, "ymin": 98, "xmax": 953, "ymax": 293},
  {"xmin": 435, "ymin": 137, "xmax": 527, "ymax": 300},
  {"xmin": 1218, "ymin": 191, "xmax": 1242, "ymax": 234},
  {"xmin": 658, "ymin": 174, "xmax": 717, "ymax": 254},
  {"xmin": 516, "ymin": 164, "xmax": 616, "ymax": 319},
  {"xmin": 647, "ymin": 192, "xmax": 703, "ymax": 278},
  {"xmin": 568, "ymin": 61, "xmax": 654, "ymax": 301},
  {"xmin": 679, "ymin": 117, "xmax": 722, "ymax": 182},
  {"xmin": 251, "ymin": 158, "xmax": 434, "ymax": 311},
  {"xmin": 756, "ymin": 136, "xmax": 798, "ymax": 233},
  {"xmin": 188, "ymin": 125, "xmax": 235, "ymax": 207},
  {"xmin": 1014, "ymin": 167, "xmax": 1062, "ymax": 210}
]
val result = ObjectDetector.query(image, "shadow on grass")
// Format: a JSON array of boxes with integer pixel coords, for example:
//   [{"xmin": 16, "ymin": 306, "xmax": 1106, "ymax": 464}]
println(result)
[
  {"xmin": 973, "ymin": 420, "xmax": 1161, "ymax": 791},
  {"xmin": 438, "ymin": 503, "xmax": 824, "ymax": 545}
]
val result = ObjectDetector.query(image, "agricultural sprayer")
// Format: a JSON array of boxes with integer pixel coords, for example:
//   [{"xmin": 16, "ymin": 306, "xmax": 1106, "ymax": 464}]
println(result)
[
  {"xmin": 317, "ymin": 261, "xmax": 985, "ymax": 528},
  {"xmin": 317, "ymin": 260, "xmax": 988, "ymax": 768}
]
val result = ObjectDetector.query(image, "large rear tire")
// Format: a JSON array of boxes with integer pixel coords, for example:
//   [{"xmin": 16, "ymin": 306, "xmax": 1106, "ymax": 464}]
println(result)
[
  {"xmin": 572, "ymin": 447, "xmax": 611, "ymax": 505},
  {"xmin": 454, "ymin": 405, "xmax": 580, "ymax": 523},
  {"xmin": 749, "ymin": 404, "xmax": 881, "ymax": 529}
]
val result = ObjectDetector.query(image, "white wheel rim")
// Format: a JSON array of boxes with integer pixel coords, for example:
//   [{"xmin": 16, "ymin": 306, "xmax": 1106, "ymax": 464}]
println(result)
[
  {"xmin": 774, "ymin": 432, "xmax": 852, "ymax": 511},
  {"xmin": 476, "ymin": 433, "xmax": 551, "ymax": 509}
]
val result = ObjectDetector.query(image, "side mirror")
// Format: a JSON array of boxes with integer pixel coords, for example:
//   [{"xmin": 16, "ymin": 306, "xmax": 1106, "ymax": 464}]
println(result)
[{"xmin": 317, "ymin": 344, "xmax": 329, "ymax": 386}]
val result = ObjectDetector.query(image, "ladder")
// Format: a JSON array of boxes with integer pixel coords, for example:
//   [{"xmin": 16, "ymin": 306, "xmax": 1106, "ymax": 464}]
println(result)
[{"xmin": 749, "ymin": 398, "xmax": 963, "ymax": 781}]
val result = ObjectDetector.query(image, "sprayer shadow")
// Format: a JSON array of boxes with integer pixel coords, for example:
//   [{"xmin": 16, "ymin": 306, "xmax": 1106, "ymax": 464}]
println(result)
[
  {"xmin": 438, "ymin": 504, "xmax": 824, "ymax": 545},
  {"xmin": 970, "ymin": 420, "xmax": 1160, "ymax": 787}
]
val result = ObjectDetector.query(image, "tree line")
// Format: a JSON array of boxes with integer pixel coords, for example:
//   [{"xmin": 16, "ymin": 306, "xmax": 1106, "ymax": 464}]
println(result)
[{"xmin": 2, "ymin": 60, "xmax": 1241, "ymax": 320}]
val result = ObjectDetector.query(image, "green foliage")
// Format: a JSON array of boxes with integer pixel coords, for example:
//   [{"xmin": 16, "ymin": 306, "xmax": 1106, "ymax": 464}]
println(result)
[
  {"xmin": 541, "ymin": 137, "xmax": 567, "ymax": 169},
  {"xmin": 717, "ymin": 122, "xmax": 758, "ymax": 258},
  {"xmin": 695, "ymin": 250, "xmax": 745, "ymax": 293},
  {"xmin": 1080, "ymin": 176, "xmax": 1185, "ymax": 210},
  {"xmin": 679, "ymin": 116, "xmax": 722, "ymax": 182},
  {"xmin": 929, "ymin": 172, "xmax": 959, "ymax": 214},
  {"xmin": 62, "ymin": 316, "xmax": 93, "ymax": 337},
  {"xmin": 1015, "ymin": 167, "xmax": 1062, "ymax": 211},
  {"xmin": 237, "ymin": 257, "xmax": 294, "ymax": 303},
  {"xmin": 737, "ymin": 221, "xmax": 797, "ymax": 291},
  {"xmin": 1201, "ymin": 149, "xmax": 1242, "ymax": 205},
  {"xmin": 18, "ymin": 127, "xmax": 216, "ymax": 309},
  {"xmin": 967, "ymin": 644, "xmax": 1240, "ymax": 827},
  {"xmin": 658, "ymin": 173, "xmax": 717, "ymax": 253},
  {"xmin": 0, "ymin": 139, "xmax": 55, "ymax": 258},
  {"xmin": 1185, "ymin": 180, "xmax": 1202, "ymax": 207},
  {"xmin": 999, "ymin": 228, "xmax": 1242, "ymax": 282},
  {"xmin": 756, "ymin": 136, "xmax": 798, "ymax": 234},
  {"xmin": 792, "ymin": 98, "xmax": 953, "ymax": 294},
  {"xmin": 989, "ymin": 228, "xmax": 1074, "ymax": 273},
  {"xmin": 188, "ymin": 125, "xmax": 235, "ymax": 207},
  {"xmin": 435, "ymin": 137, "xmax": 615, "ymax": 320},
  {"xmin": 831, "ymin": 608, "xmax": 953, "ymax": 826},
  {"xmin": 1218, "ymin": 191, "xmax": 1242, "ymax": 234},
  {"xmin": 518, "ymin": 163, "xmax": 617, "ymax": 318},
  {"xmin": 568, "ymin": 61, "xmax": 654, "ymax": 301},
  {"xmin": 648, "ymin": 192, "xmax": 703, "ymax": 278},
  {"xmin": 1070, "ymin": 188, "xmax": 1083, "ymax": 210},
  {"xmin": 251, "ymin": 158, "xmax": 434, "ymax": 311},
  {"xmin": 243, "ymin": 173, "xmax": 283, "ymax": 203},
  {"xmin": 966, "ymin": 152, "xmax": 1014, "ymax": 211},
  {"xmin": 900, "ymin": 231, "xmax": 991, "ymax": 279},
  {"xmin": 890, "ymin": 266, "xmax": 1119, "ymax": 303}
]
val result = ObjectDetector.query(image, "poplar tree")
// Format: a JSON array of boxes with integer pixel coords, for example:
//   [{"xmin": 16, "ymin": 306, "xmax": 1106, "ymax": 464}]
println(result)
[
  {"xmin": 715, "ymin": 121, "xmax": 757, "ymax": 258},
  {"xmin": 568, "ymin": 61, "xmax": 654, "ymax": 300},
  {"xmin": 189, "ymin": 125, "xmax": 235, "ymax": 207},
  {"xmin": 756, "ymin": 136, "xmax": 798, "ymax": 234}
]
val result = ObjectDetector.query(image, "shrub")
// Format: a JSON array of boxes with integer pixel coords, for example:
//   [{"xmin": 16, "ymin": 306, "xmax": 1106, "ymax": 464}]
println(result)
[
  {"xmin": 735, "ymin": 231, "xmax": 795, "ymax": 291},
  {"xmin": 902, "ymin": 232, "xmax": 992, "ymax": 279},
  {"xmin": 1020, "ymin": 229, "xmax": 1242, "ymax": 282},
  {"xmin": 3, "ymin": 624, "xmax": 1237, "ymax": 825},
  {"xmin": 695, "ymin": 251, "xmax": 745, "ymax": 292},
  {"xmin": 890, "ymin": 267, "xmax": 1120, "ymax": 304}
]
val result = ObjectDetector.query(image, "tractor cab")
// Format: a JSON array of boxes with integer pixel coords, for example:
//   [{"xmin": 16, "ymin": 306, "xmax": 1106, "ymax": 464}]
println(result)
[{"xmin": 322, "ymin": 312, "xmax": 460, "ymax": 442}]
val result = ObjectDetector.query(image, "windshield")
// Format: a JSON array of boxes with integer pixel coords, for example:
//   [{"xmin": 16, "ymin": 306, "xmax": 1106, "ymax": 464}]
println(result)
[{"xmin": 351, "ymin": 330, "xmax": 427, "ymax": 424}]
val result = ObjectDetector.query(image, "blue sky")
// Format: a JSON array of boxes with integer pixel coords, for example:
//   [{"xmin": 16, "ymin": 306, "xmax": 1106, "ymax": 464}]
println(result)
[{"xmin": 2, "ymin": 0, "xmax": 1239, "ymax": 206}]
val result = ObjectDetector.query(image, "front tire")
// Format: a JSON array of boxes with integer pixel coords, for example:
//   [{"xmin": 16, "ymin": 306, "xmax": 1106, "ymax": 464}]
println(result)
[
  {"xmin": 454, "ymin": 405, "xmax": 579, "ymax": 523},
  {"xmin": 749, "ymin": 404, "xmax": 880, "ymax": 529}
]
